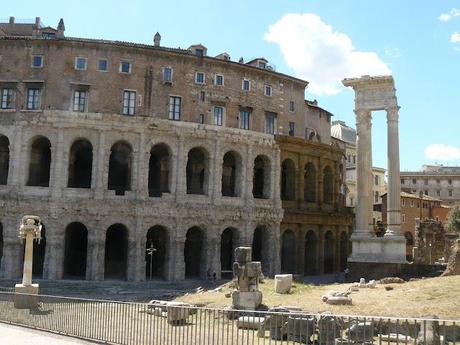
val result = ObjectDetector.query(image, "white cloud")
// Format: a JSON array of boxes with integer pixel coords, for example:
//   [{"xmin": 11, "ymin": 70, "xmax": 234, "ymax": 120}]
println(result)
[
  {"xmin": 264, "ymin": 13, "xmax": 390, "ymax": 96},
  {"xmin": 451, "ymin": 32, "xmax": 460, "ymax": 43},
  {"xmin": 425, "ymin": 144, "xmax": 460, "ymax": 161},
  {"xmin": 384, "ymin": 47, "xmax": 401, "ymax": 58},
  {"xmin": 439, "ymin": 8, "xmax": 460, "ymax": 22}
]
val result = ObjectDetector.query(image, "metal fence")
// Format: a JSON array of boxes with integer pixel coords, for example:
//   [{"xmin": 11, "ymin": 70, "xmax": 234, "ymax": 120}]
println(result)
[{"xmin": 0, "ymin": 290, "xmax": 459, "ymax": 345}]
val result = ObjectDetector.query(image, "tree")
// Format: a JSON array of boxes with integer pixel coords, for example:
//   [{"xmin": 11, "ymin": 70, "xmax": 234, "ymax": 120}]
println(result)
[{"xmin": 446, "ymin": 206, "xmax": 460, "ymax": 234}]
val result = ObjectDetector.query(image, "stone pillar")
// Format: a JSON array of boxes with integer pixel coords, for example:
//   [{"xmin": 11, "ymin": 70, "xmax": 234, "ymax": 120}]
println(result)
[
  {"xmin": 271, "ymin": 222, "xmax": 281, "ymax": 276},
  {"xmin": 88, "ymin": 237, "xmax": 104, "ymax": 281},
  {"xmin": 211, "ymin": 140, "xmax": 222, "ymax": 204},
  {"xmin": 168, "ymin": 235, "xmax": 185, "ymax": 281},
  {"xmin": 174, "ymin": 138, "xmax": 185, "ymax": 200},
  {"xmin": 44, "ymin": 235, "xmax": 63, "ymax": 280},
  {"xmin": 245, "ymin": 144, "xmax": 254, "ymax": 206},
  {"xmin": 2, "ymin": 237, "xmax": 22, "ymax": 279},
  {"xmin": 137, "ymin": 132, "xmax": 147, "ymax": 200},
  {"xmin": 204, "ymin": 228, "xmax": 220, "ymax": 279},
  {"xmin": 318, "ymin": 228, "xmax": 324, "ymax": 274},
  {"xmin": 273, "ymin": 148, "xmax": 281, "ymax": 208},
  {"xmin": 94, "ymin": 131, "xmax": 106, "ymax": 199},
  {"xmin": 52, "ymin": 130, "xmax": 64, "ymax": 198},
  {"xmin": 354, "ymin": 109, "xmax": 373, "ymax": 237},
  {"xmin": 133, "ymin": 214, "xmax": 145, "ymax": 282},
  {"xmin": 385, "ymin": 107, "xmax": 402, "ymax": 237},
  {"xmin": 21, "ymin": 233, "xmax": 34, "ymax": 285},
  {"xmin": 9, "ymin": 126, "xmax": 22, "ymax": 187}
]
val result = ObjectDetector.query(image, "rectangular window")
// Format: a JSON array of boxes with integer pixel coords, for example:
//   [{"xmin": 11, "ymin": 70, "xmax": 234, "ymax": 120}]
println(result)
[
  {"xmin": 264, "ymin": 84, "xmax": 272, "ymax": 97},
  {"xmin": 410, "ymin": 200, "xmax": 414, "ymax": 207},
  {"xmin": 215, "ymin": 74, "xmax": 224, "ymax": 86},
  {"xmin": 449, "ymin": 190, "xmax": 453, "ymax": 197},
  {"xmin": 75, "ymin": 57, "xmax": 87, "ymax": 70},
  {"xmin": 374, "ymin": 191, "xmax": 379, "ymax": 203},
  {"xmin": 199, "ymin": 113, "xmax": 205, "ymax": 124},
  {"xmin": 288, "ymin": 122, "xmax": 295, "ymax": 136},
  {"xmin": 412, "ymin": 179, "xmax": 417, "ymax": 184},
  {"xmin": 437, "ymin": 190, "xmax": 441, "ymax": 196},
  {"xmin": 402, "ymin": 199, "xmax": 405, "ymax": 207},
  {"xmin": 239, "ymin": 109, "xmax": 250, "ymax": 130},
  {"xmin": 289, "ymin": 100, "xmax": 295, "ymax": 112},
  {"xmin": 120, "ymin": 61, "xmax": 132, "ymax": 74},
  {"xmin": 163, "ymin": 67, "xmax": 173, "ymax": 83},
  {"xmin": 200, "ymin": 91, "xmax": 205, "ymax": 102},
  {"xmin": 169, "ymin": 96, "xmax": 181, "ymax": 120},
  {"xmin": 122, "ymin": 90, "xmax": 136, "ymax": 115},
  {"xmin": 401, "ymin": 179, "xmax": 405, "ymax": 185},
  {"xmin": 97, "ymin": 59, "xmax": 108, "ymax": 72},
  {"xmin": 73, "ymin": 90, "xmax": 87, "ymax": 112},
  {"xmin": 242, "ymin": 79, "xmax": 250, "ymax": 91},
  {"xmin": 402, "ymin": 214, "xmax": 406, "ymax": 224},
  {"xmin": 375, "ymin": 175, "xmax": 379, "ymax": 185},
  {"xmin": 1, "ymin": 88, "xmax": 14, "ymax": 109},
  {"xmin": 213, "ymin": 106, "xmax": 224, "ymax": 126},
  {"xmin": 265, "ymin": 112, "xmax": 276, "ymax": 134},
  {"xmin": 32, "ymin": 55, "xmax": 43, "ymax": 68},
  {"xmin": 424, "ymin": 190, "xmax": 428, "ymax": 195},
  {"xmin": 195, "ymin": 72, "xmax": 205, "ymax": 84},
  {"xmin": 26, "ymin": 88, "xmax": 41, "ymax": 110},
  {"xmin": 195, "ymin": 48, "xmax": 204, "ymax": 57},
  {"xmin": 448, "ymin": 179, "xmax": 452, "ymax": 185},
  {"xmin": 258, "ymin": 61, "xmax": 266, "ymax": 68}
]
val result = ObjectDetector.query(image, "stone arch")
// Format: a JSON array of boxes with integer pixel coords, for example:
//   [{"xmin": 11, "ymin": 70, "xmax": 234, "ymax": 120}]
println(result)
[
  {"xmin": 220, "ymin": 227, "xmax": 240, "ymax": 278},
  {"xmin": 281, "ymin": 230, "xmax": 297, "ymax": 273},
  {"xmin": 104, "ymin": 224, "xmax": 128, "ymax": 280},
  {"xmin": 0, "ymin": 135, "xmax": 9, "ymax": 185},
  {"xmin": 68, "ymin": 139, "xmax": 93, "ymax": 188},
  {"xmin": 339, "ymin": 231, "xmax": 348, "ymax": 272},
  {"xmin": 63, "ymin": 222, "xmax": 88, "ymax": 279},
  {"xmin": 108, "ymin": 141, "xmax": 132, "ymax": 193},
  {"xmin": 222, "ymin": 151, "xmax": 242, "ymax": 197},
  {"xmin": 281, "ymin": 159, "xmax": 296, "ymax": 201},
  {"xmin": 323, "ymin": 166, "xmax": 334, "ymax": 204},
  {"xmin": 324, "ymin": 231, "xmax": 335, "ymax": 274},
  {"xmin": 27, "ymin": 136, "xmax": 51, "ymax": 187},
  {"xmin": 252, "ymin": 225, "xmax": 271, "ymax": 275},
  {"xmin": 148, "ymin": 143, "xmax": 171, "ymax": 197},
  {"xmin": 32, "ymin": 224, "xmax": 46, "ymax": 278},
  {"xmin": 184, "ymin": 226, "xmax": 204, "ymax": 278},
  {"xmin": 304, "ymin": 162, "xmax": 317, "ymax": 203},
  {"xmin": 186, "ymin": 147, "xmax": 209, "ymax": 195},
  {"xmin": 304, "ymin": 230, "xmax": 317, "ymax": 275},
  {"xmin": 253, "ymin": 155, "xmax": 271, "ymax": 199},
  {"xmin": 145, "ymin": 225, "xmax": 168, "ymax": 279}
]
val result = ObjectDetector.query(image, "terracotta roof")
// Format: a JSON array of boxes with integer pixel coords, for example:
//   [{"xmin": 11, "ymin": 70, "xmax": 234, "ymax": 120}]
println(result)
[
  {"xmin": 0, "ymin": 23, "xmax": 35, "ymax": 36},
  {"xmin": 382, "ymin": 191, "xmax": 442, "ymax": 202}
]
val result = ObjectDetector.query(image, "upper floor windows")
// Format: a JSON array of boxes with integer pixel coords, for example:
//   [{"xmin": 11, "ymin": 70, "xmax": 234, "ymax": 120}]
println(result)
[
  {"xmin": 26, "ymin": 87, "xmax": 41, "ymax": 110},
  {"xmin": 75, "ymin": 57, "xmax": 87, "ymax": 71},
  {"xmin": 239, "ymin": 109, "xmax": 250, "ymax": 130},
  {"xmin": 169, "ymin": 96, "xmax": 181, "ymax": 121},
  {"xmin": 289, "ymin": 101, "xmax": 295, "ymax": 112},
  {"xmin": 122, "ymin": 90, "xmax": 136, "ymax": 116},
  {"xmin": 213, "ymin": 106, "xmax": 224, "ymax": 126},
  {"xmin": 195, "ymin": 72, "xmax": 205, "ymax": 84},
  {"xmin": 97, "ymin": 59, "xmax": 108, "ymax": 72},
  {"xmin": 73, "ymin": 90, "xmax": 88, "ymax": 112},
  {"xmin": 163, "ymin": 67, "xmax": 173, "ymax": 83},
  {"xmin": 265, "ymin": 112, "xmax": 277, "ymax": 135},
  {"xmin": 195, "ymin": 48, "xmax": 204, "ymax": 57},
  {"xmin": 32, "ymin": 55, "xmax": 43, "ymax": 68},
  {"xmin": 1, "ymin": 88, "xmax": 14, "ymax": 109},
  {"xmin": 120, "ymin": 61, "xmax": 132, "ymax": 74},
  {"xmin": 374, "ymin": 175, "xmax": 380, "ymax": 185},
  {"xmin": 264, "ymin": 84, "xmax": 272, "ymax": 97},
  {"xmin": 214, "ymin": 74, "xmax": 224, "ymax": 86},
  {"xmin": 288, "ymin": 122, "xmax": 295, "ymax": 136},
  {"xmin": 242, "ymin": 79, "xmax": 251, "ymax": 91}
]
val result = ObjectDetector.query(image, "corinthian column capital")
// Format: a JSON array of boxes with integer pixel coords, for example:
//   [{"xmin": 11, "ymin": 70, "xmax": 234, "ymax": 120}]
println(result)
[{"xmin": 386, "ymin": 106, "xmax": 400, "ymax": 122}]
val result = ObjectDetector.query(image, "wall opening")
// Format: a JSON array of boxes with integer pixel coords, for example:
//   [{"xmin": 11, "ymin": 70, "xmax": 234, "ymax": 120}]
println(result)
[
  {"xmin": 186, "ymin": 148, "xmax": 208, "ymax": 195},
  {"xmin": 220, "ymin": 227, "xmax": 239, "ymax": 278},
  {"xmin": 0, "ymin": 135, "xmax": 9, "ymax": 185},
  {"xmin": 145, "ymin": 225, "xmax": 168, "ymax": 280},
  {"xmin": 104, "ymin": 224, "xmax": 128, "ymax": 280},
  {"xmin": 281, "ymin": 159, "xmax": 296, "ymax": 201},
  {"xmin": 63, "ymin": 222, "xmax": 88, "ymax": 279},
  {"xmin": 281, "ymin": 230, "xmax": 297, "ymax": 273},
  {"xmin": 222, "ymin": 151, "xmax": 241, "ymax": 197},
  {"xmin": 253, "ymin": 155, "xmax": 271, "ymax": 199},
  {"xmin": 323, "ymin": 166, "xmax": 333, "ymax": 204},
  {"xmin": 184, "ymin": 227, "xmax": 203, "ymax": 278},
  {"xmin": 68, "ymin": 139, "xmax": 93, "ymax": 188},
  {"xmin": 304, "ymin": 162, "xmax": 317, "ymax": 203},
  {"xmin": 32, "ymin": 224, "xmax": 46, "ymax": 278},
  {"xmin": 304, "ymin": 230, "xmax": 317, "ymax": 275},
  {"xmin": 252, "ymin": 225, "xmax": 270, "ymax": 275},
  {"xmin": 148, "ymin": 144, "xmax": 170, "ymax": 197},
  {"xmin": 324, "ymin": 231, "xmax": 335, "ymax": 274},
  {"xmin": 108, "ymin": 141, "xmax": 132, "ymax": 194},
  {"xmin": 27, "ymin": 136, "xmax": 51, "ymax": 187},
  {"xmin": 339, "ymin": 231, "xmax": 348, "ymax": 272}
]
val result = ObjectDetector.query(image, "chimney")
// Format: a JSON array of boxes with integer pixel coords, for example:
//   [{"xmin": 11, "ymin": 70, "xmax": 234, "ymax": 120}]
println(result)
[
  {"xmin": 154, "ymin": 32, "xmax": 161, "ymax": 47},
  {"xmin": 238, "ymin": 57, "xmax": 244, "ymax": 63},
  {"xmin": 57, "ymin": 18, "xmax": 65, "ymax": 38},
  {"xmin": 9, "ymin": 17, "xmax": 15, "ymax": 24},
  {"xmin": 35, "ymin": 17, "xmax": 41, "ymax": 28}
]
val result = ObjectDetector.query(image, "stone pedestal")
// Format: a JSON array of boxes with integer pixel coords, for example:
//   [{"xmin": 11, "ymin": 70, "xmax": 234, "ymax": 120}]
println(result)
[
  {"xmin": 349, "ymin": 235, "xmax": 406, "ymax": 263},
  {"xmin": 232, "ymin": 291, "xmax": 263, "ymax": 310},
  {"xmin": 14, "ymin": 283, "xmax": 39, "ymax": 309},
  {"xmin": 274, "ymin": 274, "xmax": 293, "ymax": 294}
]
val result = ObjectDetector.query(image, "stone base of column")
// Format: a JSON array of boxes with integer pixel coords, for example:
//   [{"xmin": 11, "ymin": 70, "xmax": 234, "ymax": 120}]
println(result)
[
  {"xmin": 349, "ymin": 234, "xmax": 406, "ymax": 264},
  {"xmin": 14, "ymin": 284, "xmax": 39, "ymax": 309}
]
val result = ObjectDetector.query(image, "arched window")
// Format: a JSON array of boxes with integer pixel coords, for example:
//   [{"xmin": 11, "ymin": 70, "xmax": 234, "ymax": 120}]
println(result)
[
  {"xmin": 186, "ymin": 148, "xmax": 208, "ymax": 195},
  {"xmin": 108, "ymin": 141, "xmax": 132, "ymax": 193},
  {"xmin": 148, "ymin": 144, "xmax": 171, "ymax": 197},
  {"xmin": 281, "ymin": 230, "xmax": 297, "ymax": 273},
  {"xmin": 281, "ymin": 159, "xmax": 296, "ymax": 201},
  {"xmin": 323, "ymin": 166, "xmax": 333, "ymax": 204},
  {"xmin": 304, "ymin": 230, "xmax": 317, "ymax": 275},
  {"xmin": 324, "ymin": 231, "xmax": 335, "ymax": 274},
  {"xmin": 252, "ymin": 225, "xmax": 271, "ymax": 275},
  {"xmin": 63, "ymin": 222, "xmax": 88, "ymax": 279},
  {"xmin": 68, "ymin": 139, "xmax": 93, "ymax": 188},
  {"xmin": 221, "ymin": 227, "xmax": 239, "ymax": 278},
  {"xmin": 104, "ymin": 224, "xmax": 128, "ymax": 280},
  {"xmin": 304, "ymin": 162, "xmax": 316, "ymax": 202},
  {"xmin": 27, "ymin": 136, "xmax": 51, "ymax": 187},
  {"xmin": 146, "ymin": 226, "xmax": 168, "ymax": 279},
  {"xmin": 253, "ymin": 155, "xmax": 271, "ymax": 199},
  {"xmin": 184, "ymin": 227, "xmax": 204, "ymax": 278},
  {"xmin": 0, "ymin": 135, "xmax": 9, "ymax": 185}
]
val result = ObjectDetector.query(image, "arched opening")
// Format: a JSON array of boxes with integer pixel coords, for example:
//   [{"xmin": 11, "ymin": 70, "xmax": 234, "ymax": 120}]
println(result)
[
  {"xmin": 145, "ymin": 226, "xmax": 168, "ymax": 280},
  {"xmin": 184, "ymin": 227, "xmax": 203, "ymax": 278},
  {"xmin": 0, "ymin": 135, "xmax": 9, "ymax": 185},
  {"xmin": 186, "ymin": 148, "xmax": 208, "ymax": 195},
  {"xmin": 220, "ymin": 227, "xmax": 239, "ymax": 278},
  {"xmin": 0, "ymin": 223, "xmax": 3, "ymax": 272},
  {"xmin": 104, "ymin": 224, "xmax": 128, "ymax": 280},
  {"xmin": 281, "ymin": 159, "xmax": 296, "ymax": 201},
  {"xmin": 253, "ymin": 155, "xmax": 271, "ymax": 199},
  {"xmin": 324, "ymin": 231, "xmax": 335, "ymax": 274},
  {"xmin": 404, "ymin": 231, "xmax": 414, "ymax": 261},
  {"xmin": 108, "ymin": 141, "xmax": 132, "ymax": 194},
  {"xmin": 148, "ymin": 144, "xmax": 170, "ymax": 197},
  {"xmin": 68, "ymin": 139, "xmax": 93, "ymax": 188},
  {"xmin": 63, "ymin": 222, "xmax": 88, "ymax": 279},
  {"xmin": 252, "ymin": 225, "xmax": 270, "ymax": 275},
  {"xmin": 27, "ymin": 136, "xmax": 51, "ymax": 187},
  {"xmin": 304, "ymin": 163, "xmax": 317, "ymax": 203},
  {"xmin": 281, "ymin": 230, "xmax": 297, "ymax": 273},
  {"xmin": 304, "ymin": 231, "xmax": 317, "ymax": 275},
  {"xmin": 339, "ymin": 232, "xmax": 348, "ymax": 272},
  {"xmin": 323, "ymin": 166, "xmax": 333, "ymax": 204},
  {"xmin": 222, "ymin": 151, "xmax": 241, "ymax": 197},
  {"xmin": 32, "ymin": 224, "xmax": 46, "ymax": 278}
]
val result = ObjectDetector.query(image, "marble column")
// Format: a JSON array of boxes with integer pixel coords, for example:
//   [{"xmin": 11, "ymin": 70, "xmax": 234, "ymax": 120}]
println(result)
[
  {"xmin": 385, "ymin": 106, "xmax": 402, "ymax": 237},
  {"xmin": 354, "ymin": 109, "xmax": 373, "ymax": 237}
]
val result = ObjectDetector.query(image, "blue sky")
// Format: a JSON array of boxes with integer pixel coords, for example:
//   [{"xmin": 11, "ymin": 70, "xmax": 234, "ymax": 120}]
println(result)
[{"xmin": 3, "ymin": 0, "xmax": 460, "ymax": 171}]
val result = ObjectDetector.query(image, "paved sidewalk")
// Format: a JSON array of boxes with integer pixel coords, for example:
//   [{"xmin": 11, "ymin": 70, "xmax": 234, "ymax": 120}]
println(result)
[{"xmin": 0, "ymin": 323, "xmax": 101, "ymax": 344}]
